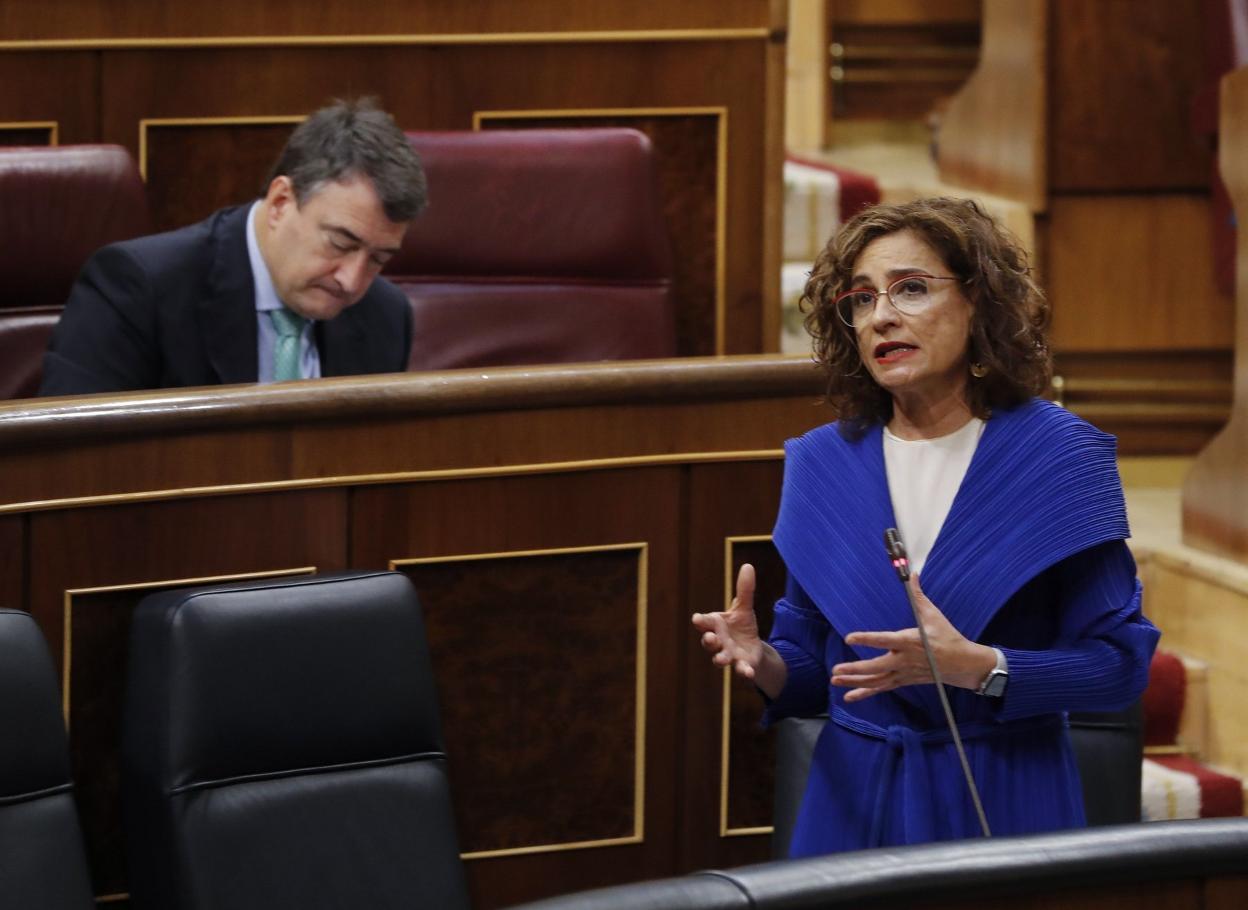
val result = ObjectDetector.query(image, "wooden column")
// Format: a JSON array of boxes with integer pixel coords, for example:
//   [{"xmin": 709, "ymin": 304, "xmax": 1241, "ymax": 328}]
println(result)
[{"xmin": 1183, "ymin": 65, "xmax": 1248, "ymax": 560}]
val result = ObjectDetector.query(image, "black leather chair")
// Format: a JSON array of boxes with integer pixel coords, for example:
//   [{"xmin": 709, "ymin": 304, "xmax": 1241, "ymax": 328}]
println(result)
[
  {"xmin": 770, "ymin": 704, "xmax": 1144, "ymax": 858},
  {"xmin": 1068, "ymin": 704, "xmax": 1144, "ymax": 825},
  {"xmin": 0, "ymin": 609, "xmax": 96, "ymax": 909},
  {"xmin": 121, "ymin": 572, "xmax": 469, "ymax": 910},
  {"xmin": 507, "ymin": 818, "xmax": 1248, "ymax": 909}
]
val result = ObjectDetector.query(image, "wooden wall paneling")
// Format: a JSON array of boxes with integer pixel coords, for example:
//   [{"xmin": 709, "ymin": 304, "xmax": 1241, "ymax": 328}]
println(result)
[
  {"xmin": 0, "ymin": 52, "xmax": 98, "ymax": 144},
  {"xmin": 786, "ymin": 0, "xmax": 828, "ymax": 152},
  {"xmin": 350, "ymin": 468, "xmax": 682, "ymax": 909},
  {"xmin": 395, "ymin": 546, "xmax": 644, "ymax": 851},
  {"xmin": 0, "ymin": 0, "xmax": 774, "ymax": 42},
  {"xmin": 0, "ymin": 425, "xmax": 291, "ymax": 507},
  {"xmin": 1048, "ymin": 0, "xmax": 1208, "ymax": 192},
  {"xmin": 833, "ymin": 0, "xmax": 982, "ymax": 23},
  {"xmin": 478, "ymin": 110, "xmax": 723, "ymax": 357},
  {"xmin": 1206, "ymin": 875, "xmax": 1248, "ymax": 910},
  {"xmin": 760, "ymin": 0, "xmax": 787, "ymax": 354},
  {"xmin": 681, "ymin": 459, "xmax": 785, "ymax": 872},
  {"xmin": 29, "ymin": 489, "xmax": 348, "ymax": 903},
  {"xmin": 935, "ymin": 0, "xmax": 1047, "ymax": 211},
  {"xmin": 721, "ymin": 537, "xmax": 786, "ymax": 835},
  {"xmin": 1184, "ymin": 66, "xmax": 1248, "ymax": 560},
  {"xmin": 98, "ymin": 44, "xmax": 442, "ymax": 178},
  {"xmin": 1045, "ymin": 195, "xmax": 1234, "ymax": 352},
  {"xmin": 287, "ymin": 399, "xmax": 824, "ymax": 484},
  {"xmin": 0, "ymin": 515, "xmax": 24, "ymax": 611},
  {"xmin": 141, "ymin": 118, "xmax": 302, "ymax": 232}
]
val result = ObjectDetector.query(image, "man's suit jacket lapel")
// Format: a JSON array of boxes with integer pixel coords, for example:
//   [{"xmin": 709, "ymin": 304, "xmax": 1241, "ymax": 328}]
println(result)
[
  {"xmin": 317, "ymin": 306, "xmax": 368, "ymax": 376},
  {"xmin": 199, "ymin": 205, "xmax": 260, "ymax": 385}
]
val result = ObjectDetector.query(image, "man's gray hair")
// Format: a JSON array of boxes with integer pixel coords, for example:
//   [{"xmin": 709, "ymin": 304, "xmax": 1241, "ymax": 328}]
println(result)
[{"xmin": 265, "ymin": 98, "xmax": 427, "ymax": 223}]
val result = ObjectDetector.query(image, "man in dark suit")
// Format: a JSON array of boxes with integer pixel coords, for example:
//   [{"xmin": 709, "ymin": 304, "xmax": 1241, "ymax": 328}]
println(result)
[{"xmin": 39, "ymin": 98, "xmax": 427, "ymax": 396}]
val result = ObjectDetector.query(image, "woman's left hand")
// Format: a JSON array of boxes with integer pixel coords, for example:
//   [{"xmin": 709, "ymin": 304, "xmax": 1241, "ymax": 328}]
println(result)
[{"xmin": 832, "ymin": 572, "xmax": 997, "ymax": 702}]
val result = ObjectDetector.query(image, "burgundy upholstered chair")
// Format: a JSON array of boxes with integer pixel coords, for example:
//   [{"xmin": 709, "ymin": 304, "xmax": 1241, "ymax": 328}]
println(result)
[
  {"xmin": 391, "ymin": 129, "xmax": 676, "ymax": 370},
  {"xmin": 0, "ymin": 145, "xmax": 149, "ymax": 398}
]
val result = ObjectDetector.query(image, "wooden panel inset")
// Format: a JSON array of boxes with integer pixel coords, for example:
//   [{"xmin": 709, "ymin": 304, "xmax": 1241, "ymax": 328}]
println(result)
[
  {"xmin": 0, "ymin": 52, "xmax": 98, "ymax": 144},
  {"xmin": 722, "ymin": 536, "xmax": 786, "ymax": 833},
  {"xmin": 395, "ymin": 546, "xmax": 644, "ymax": 853},
  {"xmin": 480, "ymin": 111, "xmax": 721, "ymax": 357},
  {"xmin": 0, "ymin": 515, "xmax": 23, "ymax": 610},
  {"xmin": 1045, "ymin": 195, "xmax": 1234, "ymax": 353},
  {"xmin": 64, "ymin": 567, "xmax": 315, "ymax": 900},
  {"xmin": 682, "ymin": 459, "xmax": 787, "ymax": 871},
  {"xmin": 0, "ymin": 425, "xmax": 292, "ymax": 508},
  {"xmin": 29, "ymin": 490, "xmax": 347, "ymax": 665},
  {"xmin": 0, "ymin": 1, "xmax": 773, "ymax": 42},
  {"xmin": 0, "ymin": 121, "xmax": 57, "ymax": 146},
  {"xmin": 351, "ymin": 468, "xmax": 681, "ymax": 908},
  {"xmin": 142, "ymin": 119, "xmax": 301, "ymax": 231},
  {"xmin": 1049, "ymin": 0, "xmax": 1207, "ymax": 192}
]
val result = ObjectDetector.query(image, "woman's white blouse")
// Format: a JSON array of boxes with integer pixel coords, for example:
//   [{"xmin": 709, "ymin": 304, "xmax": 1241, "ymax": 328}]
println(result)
[{"xmin": 883, "ymin": 416, "xmax": 985, "ymax": 577}]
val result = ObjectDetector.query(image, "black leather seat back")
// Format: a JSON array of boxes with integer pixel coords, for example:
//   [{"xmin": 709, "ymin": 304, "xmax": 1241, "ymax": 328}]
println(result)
[
  {"xmin": 507, "ymin": 818, "xmax": 1248, "ymax": 909},
  {"xmin": 0, "ymin": 609, "xmax": 96, "ymax": 909},
  {"xmin": 770, "ymin": 716, "xmax": 826, "ymax": 858},
  {"xmin": 122, "ymin": 572, "xmax": 469, "ymax": 910},
  {"xmin": 1068, "ymin": 704, "xmax": 1144, "ymax": 825}
]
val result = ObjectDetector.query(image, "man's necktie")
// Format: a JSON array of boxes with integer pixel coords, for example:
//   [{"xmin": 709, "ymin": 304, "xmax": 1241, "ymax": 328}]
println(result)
[{"xmin": 270, "ymin": 307, "xmax": 306, "ymax": 382}]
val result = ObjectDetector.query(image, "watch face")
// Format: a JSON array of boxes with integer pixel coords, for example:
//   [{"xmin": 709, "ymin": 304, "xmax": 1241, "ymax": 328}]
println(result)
[{"xmin": 982, "ymin": 670, "xmax": 1008, "ymax": 698}]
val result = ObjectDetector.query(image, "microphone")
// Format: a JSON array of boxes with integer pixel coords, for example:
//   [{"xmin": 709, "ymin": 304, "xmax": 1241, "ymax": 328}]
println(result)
[
  {"xmin": 882, "ymin": 528, "xmax": 992, "ymax": 838},
  {"xmin": 884, "ymin": 527, "xmax": 910, "ymax": 581}
]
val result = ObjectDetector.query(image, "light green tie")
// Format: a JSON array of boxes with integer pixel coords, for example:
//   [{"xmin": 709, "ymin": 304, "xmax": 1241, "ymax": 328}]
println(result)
[{"xmin": 270, "ymin": 307, "xmax": 306, "ymax": 382}]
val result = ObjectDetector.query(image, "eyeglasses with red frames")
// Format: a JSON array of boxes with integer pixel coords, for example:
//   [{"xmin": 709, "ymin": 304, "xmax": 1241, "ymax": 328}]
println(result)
[{"xmin": 833, "ymin": 274, "xmax": 962, "ymax": 328}]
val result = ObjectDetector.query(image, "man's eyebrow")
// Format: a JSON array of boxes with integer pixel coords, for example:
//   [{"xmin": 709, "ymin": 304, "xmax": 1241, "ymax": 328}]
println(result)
[{"xmin": 322, "ymin": 224, "xmax": 401, "ymax": 255}]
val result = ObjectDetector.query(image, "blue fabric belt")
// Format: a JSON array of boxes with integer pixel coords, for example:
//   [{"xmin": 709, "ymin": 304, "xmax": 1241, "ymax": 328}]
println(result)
[{"xmin": 831, "ymin": 706, "xmax": 1064, "ymax": 845}]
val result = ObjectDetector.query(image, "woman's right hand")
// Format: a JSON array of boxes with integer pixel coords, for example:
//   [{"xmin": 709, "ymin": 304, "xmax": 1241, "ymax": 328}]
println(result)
[{"xmin": 691, "ymin": 563, "xmax": 765, "ymax": 680}]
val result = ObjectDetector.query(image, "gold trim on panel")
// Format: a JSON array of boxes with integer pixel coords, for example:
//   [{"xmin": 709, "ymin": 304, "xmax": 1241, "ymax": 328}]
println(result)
[
  {"xmin": 138, "ymin": 115, "xmax": 305, "ymax": 180},
  {"xmin": 392, "ymin": 542, "xmax": 648, "ymax": 860},
  {"xmin": 0, "ymin": 28, "xmax": 771, "ymax": 53},
  {"xmin": 0, "ymin": 120, "xmax": 59, "ymax": 145},
  {"xmin": 720, "ymin": 534, "xmax": 775, "ymax": 838},
  {"xmin": 473, "ymin": 106, "xmax": 730, "ymax": 354},
  {"xmin": 0, "ymin": 449, "xmax": 785, "ymax": 516},
  {"xmin": 61, "ymin": 566, "xmax": 317, "ymax": 725}
]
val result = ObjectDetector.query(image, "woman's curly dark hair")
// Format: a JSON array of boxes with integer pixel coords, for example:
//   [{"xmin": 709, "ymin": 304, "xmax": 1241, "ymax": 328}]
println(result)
[{"xmin": 802, "ymin": 196, "xmax": 1052, "ymax": 436}]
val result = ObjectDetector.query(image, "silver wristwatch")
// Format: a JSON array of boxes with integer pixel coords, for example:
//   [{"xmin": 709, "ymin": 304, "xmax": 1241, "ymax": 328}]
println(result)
[{"xmin": 977, "ymin": 647, "xmax": 1009, "ymax": 698}]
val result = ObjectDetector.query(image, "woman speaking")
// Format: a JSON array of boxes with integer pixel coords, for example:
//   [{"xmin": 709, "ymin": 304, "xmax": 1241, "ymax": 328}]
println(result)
[{"xmin": 692, "ymin": 197, "xmax": 1159, "ymax": 855}]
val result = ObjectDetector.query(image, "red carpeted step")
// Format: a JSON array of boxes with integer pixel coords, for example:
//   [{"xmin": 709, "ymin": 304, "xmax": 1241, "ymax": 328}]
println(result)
[
  {"xmin": 1142, "ymin": 650, "xmax": 1186, "ymax": 747},
  {"xmin": 784, "ymin": 152, "xmax": 881, "ymax": 222},
  {"xmin": 1144, "ymin": 755, "xmax": 1245, "ymax": 819}
]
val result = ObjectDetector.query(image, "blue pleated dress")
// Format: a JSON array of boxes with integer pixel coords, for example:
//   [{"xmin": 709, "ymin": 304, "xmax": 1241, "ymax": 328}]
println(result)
[{"xmin": 767, "ymin": 398, "xmax": 1160, "ymax": 855}]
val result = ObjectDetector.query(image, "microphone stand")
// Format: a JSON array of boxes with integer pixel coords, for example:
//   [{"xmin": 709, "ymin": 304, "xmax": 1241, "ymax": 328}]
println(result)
[{"xmin": 885, "ymin": 528, "xmax": 992, "ymax": 838}]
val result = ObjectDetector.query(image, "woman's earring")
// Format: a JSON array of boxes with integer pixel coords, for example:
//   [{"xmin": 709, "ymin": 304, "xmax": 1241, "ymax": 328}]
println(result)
[{"xmin": 970, "ymin": 361, "xmax": 989, "ymax": 378}]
